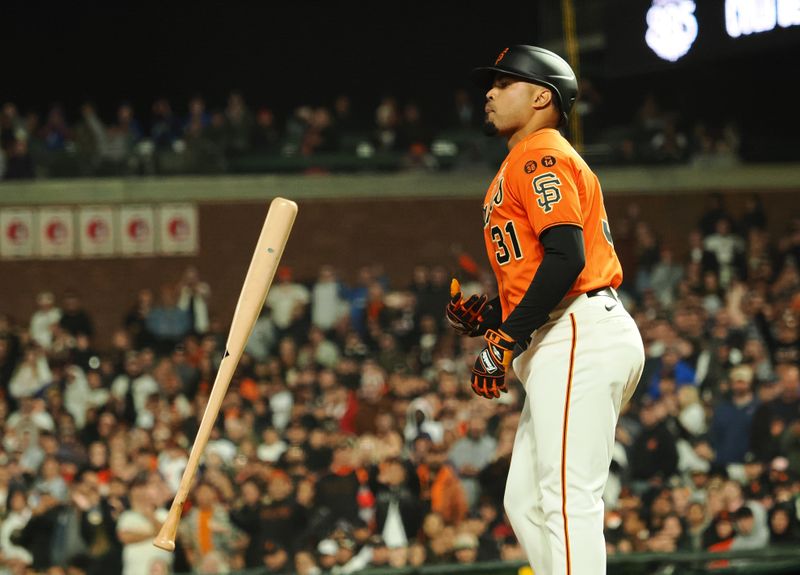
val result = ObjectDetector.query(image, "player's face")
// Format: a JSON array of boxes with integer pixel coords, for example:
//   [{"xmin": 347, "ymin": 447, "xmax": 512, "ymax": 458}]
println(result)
[{"xmin": 483, "ymin": 74, "xmax": 538, "ymax": 136}]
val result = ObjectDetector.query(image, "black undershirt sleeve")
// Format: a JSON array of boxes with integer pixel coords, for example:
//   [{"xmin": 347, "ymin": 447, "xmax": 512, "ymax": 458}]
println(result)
[{"xmin": 500, "ymin": 224, "xmax": 586, "ymax": 346}]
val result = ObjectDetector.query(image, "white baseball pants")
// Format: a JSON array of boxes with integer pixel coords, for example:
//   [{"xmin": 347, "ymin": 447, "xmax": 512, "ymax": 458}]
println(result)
[{"xmin": 504, "ymin": 290, "xmax": 644, "ymax": 575}]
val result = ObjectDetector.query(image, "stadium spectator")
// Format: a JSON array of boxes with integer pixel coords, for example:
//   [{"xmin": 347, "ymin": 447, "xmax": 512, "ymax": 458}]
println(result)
[
  {"xmin": 0, "ymin": 487, "xmax": 33, "ymax": 570},
  {"xmin": 265, "ymin": 266, "xmax": 311, "ymax": 340},
  {"xmin": 252, "ymin": 106, "xmax": 281, "ymax": 154},
  {"xmin": 416, "ymin": 439, "xmax": 468, "ymax": 525},
  {"xmin": 647, "ymin": 342, "xmax": 697, "ymax": 400},
  {"xmin": 301, "ymin": 107, "xmax": 338, "ymax": 157},
  {"xmin": 184, "ymin": 95, "xmax": 211, "ymax": 133},
  {"xmin": 448, "ymin": 414, "xmax": 496, "ymax": 509},
  {"xmin": 262, "ymin": 539, "xmax": 292, "ymax": 574},
  {"xmin": 768, "ymin": 503, "xmax": 800, "ymax": 545},
  {"xmin": 59, "ymin": 291, "xmax": 95, "ymax": 340},
  {"xmin": 372, "ymin": 456, "xmax": 423, "ymax": 548},
  {"xmin": 38, "ymin": 103, "xmax": 72, "ymax": 151},
  {"xmin": 115, "ymin": 477, "xmax": 172, "ymax": 575},
  {"xmin": 150, "ymin": 97, "xmax": 182, "ymax": 151},
  {"xmin": 13, "ymin": 483, "xmax": 68, "ymax": 572},
  {"xmin": 709, "ymin": 364, "xmax": 760, "ymax": 467},
  {"xmin": 750, "ymin": 363, "xmax": 800, "ymax": 462},
  {"xmin": 310, "ymin": 264, "xmax": 348, "ymax": 336},
  {"xmin": 633, "ymin": 221, "xmax": 661, "ymax": 298},
  {"xmin": 649, "ymin": 115, "xmax": 690, "ymax": 163},
  {"xmin": 731, "ymin": 501, "xmax": 769, "ymax": 550},
  {"xmin": 123, "ymin": 288, "xmax": 157, "ymax": 351},
  {"xmin": 8, "ymin": 345, "xmax": 52, "ymax": 400},
  {"xmin": 178, "ymin": 481, "xmax": 245, "ymax": 569},
  {"xmin": 373, "ymin": 96, "xmax": 400, "ymax": 152},
  {"xmin": 292, "ymin": 548, "xmax": 321, "ymax": 575},
  {"xmin": 703, "ymin": 216, "xmax": 747, "ymax": 288},
  {"xmin": 110, "ymin": 351, "xmax": 159, "ymax": 425},
  {"xmin": 686, "ymin": 228, "xmax": 721, "ymax": 278},
  {"xmin": 649, "ymin": 246, "xmax": 684, "ymax": 308},
  {"xmin": 101, "ymin": 101, "xmax": 143, "ymax": 172},
  {"xmin": 628, "ymin": 398, "xmax": 679, "ymax": 487},
  {"xmin": 452, "ymin": 530, "xmax": 479, "ymax": 564},
  {"xmin": 396, "ymin": 101, "xmax": 434, "ymax": 169},
  {"xmin": 30, "ymin": 291, "xmax": 62, "ymax": 351},
  {"xmin": 312, "ymin": 435, "xmax": 372, "ymax": 536},
  {"xmin": 71, "ymin": 468, "xmax": 123, "ymax": 574},
  {"xmin": 777, "ymin": 216, "xmax": 800, "ymax": 269},
  {"xmin": 223, "ymin": 90, "xmax": 255, "ymax": 158},
  {"xmin": 145, "ymin": 283, "xmax": 192, "ymax": 355},
  {"xmin": 176, "ymin": 266, "xmax": 211, "ymax": 336},
  {"xmin": 3, "ymin": 137, "xmax": 35, "ymax": 179}
]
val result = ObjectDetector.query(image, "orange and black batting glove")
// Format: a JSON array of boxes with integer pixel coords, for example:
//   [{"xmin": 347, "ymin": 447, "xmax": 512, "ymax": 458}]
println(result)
[
  {"xmin": 446, "ymin": 278, "xmax": 488, "ymax": 336},
  {"xmin": 470, "ymin": 328, "xmax": 515, "ymax": 399}
]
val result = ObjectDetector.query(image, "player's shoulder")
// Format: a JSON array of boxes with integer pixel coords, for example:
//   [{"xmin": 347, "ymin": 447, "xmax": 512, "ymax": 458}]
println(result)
[{"xmin": 506, "ymin": 132, "xmax": 582, "ymax": 181}]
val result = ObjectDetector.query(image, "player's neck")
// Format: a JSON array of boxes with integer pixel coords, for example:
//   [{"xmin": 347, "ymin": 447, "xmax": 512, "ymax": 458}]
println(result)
[{"xmin": 507, "ymin": 115, "xmax": 559, "ymax": 149}]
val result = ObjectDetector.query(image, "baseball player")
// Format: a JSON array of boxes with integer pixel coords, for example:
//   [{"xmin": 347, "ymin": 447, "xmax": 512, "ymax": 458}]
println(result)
[{"xmin": 446, "ymin": 45, "xmax": 645, "ymax": 574}]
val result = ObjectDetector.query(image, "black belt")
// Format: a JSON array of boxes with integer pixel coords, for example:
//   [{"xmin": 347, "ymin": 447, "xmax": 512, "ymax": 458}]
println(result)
[{"xmin": 586, "ymin": 286, "xmax": 616, "ymax": 299}]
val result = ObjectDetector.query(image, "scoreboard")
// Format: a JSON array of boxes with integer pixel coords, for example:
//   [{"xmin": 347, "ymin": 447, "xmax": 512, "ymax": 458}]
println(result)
[{"xmin": 604, "ymin": 0, "xmax": 800, "ymax": 76}]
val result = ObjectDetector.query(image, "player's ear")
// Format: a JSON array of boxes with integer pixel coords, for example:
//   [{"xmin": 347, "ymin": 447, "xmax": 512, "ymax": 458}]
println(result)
[{"xmin": 532, "ymin": 87, "xmax": 553, "ymax": 111}]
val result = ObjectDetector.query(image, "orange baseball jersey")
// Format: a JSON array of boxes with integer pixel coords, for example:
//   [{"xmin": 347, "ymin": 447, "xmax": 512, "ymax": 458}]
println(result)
[{"xmin": 482, "ymin": 128, "xmax": 622, "ymax": 320}]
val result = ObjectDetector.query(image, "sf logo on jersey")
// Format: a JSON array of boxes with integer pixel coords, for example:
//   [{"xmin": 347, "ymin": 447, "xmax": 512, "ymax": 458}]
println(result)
[{"xmin": 532, "ymin": 172, "xmax": 562, "ymax": 213}]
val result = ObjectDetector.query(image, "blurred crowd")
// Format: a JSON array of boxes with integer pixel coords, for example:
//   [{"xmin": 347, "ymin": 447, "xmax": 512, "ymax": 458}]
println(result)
[
  {"xmin": 0, "ymin": 82, "xmax": 744, "ymax": 181},
  {"xmin": 0, "ymin": 193, "xmax": 799, "ymax": 575}
]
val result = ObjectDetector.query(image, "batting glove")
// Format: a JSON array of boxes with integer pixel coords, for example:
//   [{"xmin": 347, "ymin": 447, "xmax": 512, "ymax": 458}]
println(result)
[
  {"xmin": 446, "ymin": 278, "xmax": 488, "ymax": 336},
  {"xmin": 470, "ymin": 329, "xmax": 515, "ymax": 399}
]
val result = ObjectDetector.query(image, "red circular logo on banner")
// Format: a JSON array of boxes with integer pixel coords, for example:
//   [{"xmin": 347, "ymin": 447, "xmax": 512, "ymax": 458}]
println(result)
[
  {"xmin": 6, "ymin": 220, "xmax": 29, "ymax": 244},
  {"xmin": 87, "ymin": 218, "xmax": 109, "ymax": 242},
  {"xmin": 127, "ymin": 218, "xmax": 149, "ymax": 241},
  {"xmin": 168, "ymin": 216, "xmax": 189, "ymax": 241},
  {"xmin": 46, "ymin": 220, "xmax": 67, "ymax": 244}
]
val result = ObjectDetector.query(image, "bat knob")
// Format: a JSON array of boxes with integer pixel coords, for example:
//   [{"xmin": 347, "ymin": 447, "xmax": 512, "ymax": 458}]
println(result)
[{"xmin": 152, "ymin": 537, "xmax": 176, "ymax": 552}]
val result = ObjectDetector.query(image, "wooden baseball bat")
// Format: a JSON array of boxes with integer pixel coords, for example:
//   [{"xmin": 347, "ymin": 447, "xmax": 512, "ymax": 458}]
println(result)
[{"xmin": 153, "ymin": 197, "xmax": 298, "ymax": 551}]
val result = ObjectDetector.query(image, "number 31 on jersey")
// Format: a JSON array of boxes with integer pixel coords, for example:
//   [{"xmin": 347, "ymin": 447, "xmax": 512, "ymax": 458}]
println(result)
[{"xmin": 491, "ymin": 220, "xmax": 523, "ymax": 265}]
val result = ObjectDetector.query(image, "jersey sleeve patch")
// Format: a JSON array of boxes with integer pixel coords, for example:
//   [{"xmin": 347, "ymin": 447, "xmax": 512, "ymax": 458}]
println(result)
[
  {"xmin": 510, "ymin": 150, "xmax": 582, "ymax": 237},
  {"xmin": 532, "ymin": 172, "xmax": 562, "ymax": 213}
]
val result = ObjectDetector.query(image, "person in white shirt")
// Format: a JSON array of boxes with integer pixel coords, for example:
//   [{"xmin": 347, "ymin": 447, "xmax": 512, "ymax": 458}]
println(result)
[
  {"xmin": 8, "ymin": 346, "xmax": 52, "ymax": 400},
  {"xmin": 265, "ymin": 266, "xmax": 310, "ymax": 332},
  {"xmin": 311, "ymin": 264, "xmax": 348, "ymax": 333},
  {"xmin": 116, "ymin": 477, "xmax": 172, "ymax": 575},
  {"xmin": 0, "ymin": 488, "xmax": 33, "ymax": 570},
  {"xmin": 29, "ymin": 291, "xmax": 61, "ymax": 350},
  {"xmin": 63, "ymin": 365, "xmax": 92, "ymax": 429}
]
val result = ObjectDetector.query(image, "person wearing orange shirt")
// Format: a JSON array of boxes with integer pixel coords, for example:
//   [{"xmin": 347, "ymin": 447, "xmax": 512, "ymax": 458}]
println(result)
[{"xmin": 446, "ymin": 45, "xmax": 645, "ymax": 574}]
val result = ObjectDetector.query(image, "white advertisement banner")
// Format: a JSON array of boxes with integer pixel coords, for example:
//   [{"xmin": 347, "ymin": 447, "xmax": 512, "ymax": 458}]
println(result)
[
  {"xmin": 158, "ymin": 203, "xmax": 198, "ymax": 255},
  {"xmin": 78, "ymin": 206, "xmax": 116, "ymax": 257},
  {"xmin": 38, "ymin": 207, "xmax": 75, "ymax": 258},
  {"xmin": 0, "ymin": 208, "xmax": 35, "ymax": 259},
  {"xmin": 119, "ymin": 205, "xmax": 155, "ymax": 256}
]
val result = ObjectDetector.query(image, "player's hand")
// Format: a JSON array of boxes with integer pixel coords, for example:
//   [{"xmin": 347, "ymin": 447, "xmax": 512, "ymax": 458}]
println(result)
[
  {"xmin": 470, "ymin": 329, "xmax": 515, "ymax": 399},
  {"xmin": 446, "ymin": 278, "xmax": 488, "ymax": 336}
]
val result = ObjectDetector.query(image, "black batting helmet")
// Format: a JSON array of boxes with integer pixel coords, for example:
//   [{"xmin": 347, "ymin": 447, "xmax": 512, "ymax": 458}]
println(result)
[{"xmin": 472, "ymin": 45, "xmax": 579, "ymax": 125}]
